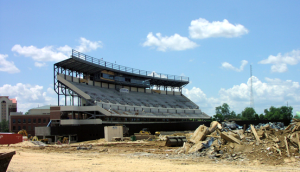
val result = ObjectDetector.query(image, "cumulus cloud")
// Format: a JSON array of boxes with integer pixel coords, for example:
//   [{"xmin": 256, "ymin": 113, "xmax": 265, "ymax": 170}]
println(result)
[
  {"xmin": 0, "ymin": 83, "xmax": 57, "ymax": 113},
  {"xmin": 76, "ymin": 37, "xmax": 103, "ymax": 52},
  {"xmin": 184, "ymin": 77, "xmax": 300, "ymax": 116},
  {"xmin": 34, "ymin": 62, "xmax": 46, "ymax": 67},
  {"xmin": 143, "ymin": 32, "xmax": 198, "ymax": 51},
  {"xmin": 189, "ymin": 18, "xmax": 249, "ymax": 39},
  {"xmin": 11, "ymin": 37, "xmax": 103, "ymax": 63},
  {"xmin": 0, "ymin": 54, "xmax": 20, "ymax": 74},
  {"xmin": 222, "ymin": 60, "xmax": 248, "ymax": 72},
  {"xmin": 259, "ymin": 50, "xmax": 300, "ymax": 73}
]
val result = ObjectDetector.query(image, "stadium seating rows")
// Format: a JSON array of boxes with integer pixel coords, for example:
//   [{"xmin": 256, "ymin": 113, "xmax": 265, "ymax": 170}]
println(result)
[{"xmin": 71, "ymin": 82, "xmax": 198, "ymax": 109}]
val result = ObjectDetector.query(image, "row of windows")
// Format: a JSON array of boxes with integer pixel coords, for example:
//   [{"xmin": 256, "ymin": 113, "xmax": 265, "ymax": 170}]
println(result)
[
  {"xmin": 12, "ymin": 126, "xmax": 32, "ymax": 131},
  {"xmin": 12, "ymin": 118, "xmax": 50, "ymax": 124}
]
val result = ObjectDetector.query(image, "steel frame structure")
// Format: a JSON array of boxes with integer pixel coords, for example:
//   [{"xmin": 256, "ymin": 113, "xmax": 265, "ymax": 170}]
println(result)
[{"xmin": 54, "ymin": 49, "xmax": 189, "ymax": 106}]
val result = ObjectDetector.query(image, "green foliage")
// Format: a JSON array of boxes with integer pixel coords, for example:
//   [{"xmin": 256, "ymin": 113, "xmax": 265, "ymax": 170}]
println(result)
[
  {"xmin": 212, "ymin": 113, "xmax": 225, "ymax": 122},
  {"xmin": 259, "ymin": 114, "xmax": 265, "ymax": 120},
  {"xmin": 213, "ymin": 103, "xmax": 237, "ymax": 121},
  {"xmin": 0, "ymin": 119, "xmax": 9, "ymax": 132},
  {"xmin": 241, "ymin": 107, "xmax": 256, "ymax": 120},
  {"xmin": 254, "ymin": 114, "xmax": 259, "ymax": 120},
  {"xmin": 212, "ymin": 103, "xmax": 293, "ymax": 122},
  {"xmin": 264, "ymin": 106, "xmax": 293, "ymax": 120}
]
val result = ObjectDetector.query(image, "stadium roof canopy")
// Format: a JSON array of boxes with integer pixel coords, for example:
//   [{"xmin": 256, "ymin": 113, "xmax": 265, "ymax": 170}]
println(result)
[{"xmin": 55, "ymin": 50, "xmax": 189, "ymax": 87}]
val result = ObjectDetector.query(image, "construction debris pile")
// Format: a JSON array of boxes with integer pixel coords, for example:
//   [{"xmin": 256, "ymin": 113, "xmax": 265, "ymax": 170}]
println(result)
[{"xmin": 174, "ymin": 119, "xmax": 300, "ymax": 165}]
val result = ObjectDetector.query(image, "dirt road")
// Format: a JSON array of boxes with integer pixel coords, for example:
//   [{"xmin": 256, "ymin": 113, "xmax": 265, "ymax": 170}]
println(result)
[{"xmin": 1, "ymin": 140, "xmax": 300, "ymax": 172}]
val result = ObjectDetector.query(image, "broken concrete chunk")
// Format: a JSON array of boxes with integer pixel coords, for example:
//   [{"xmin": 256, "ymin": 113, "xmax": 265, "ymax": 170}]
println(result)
[
  {"xmin": 188, "ymin": 141, "xmax": 205, "ymax": 154},
  {"xmin": 221, "ymin": 132, "xmax": 241, "ymax": 144},
  {"xmin": 250, "ymin": 124, "xmax": 261, "ymax": 142},
  {"xmin": 190, "ymin": 125, "xmax": 208, "ymax": 144}
]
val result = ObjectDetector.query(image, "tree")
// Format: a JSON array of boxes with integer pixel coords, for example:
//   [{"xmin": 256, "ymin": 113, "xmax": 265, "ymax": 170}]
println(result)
[
  {"xmin": 254, "ymin": 114, "xmax": 259, "ymax": 120},
  {"xmin": 259, "ymin": 114, "xmax": 265, "ymax": 120},
  {"xmin": 214, "ymin": 103, "xmax": 233, "ymax": 121},
  {"xmin": 230, "ymin": 111, "xmax": 237, "ymax": 119},
  {"xmin": 241, "ymin": 107, "xmax": 256, "ymax": 120},
  {"xmin": 264, "ymin": 106, "xmax": 293, "ymax": 120},
  {"xmin": 0, "ymin": 120, "xmax": 9, "ymax": 132},
  {"xmin": 212, "ymin": 113, "xmax": 225, "ymax": 122}
]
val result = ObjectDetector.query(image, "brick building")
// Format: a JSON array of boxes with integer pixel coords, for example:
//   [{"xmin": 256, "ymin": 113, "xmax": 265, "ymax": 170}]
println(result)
[{"xmin": 10, "ymin": 105, "xmax": 50, "ymax": 136}]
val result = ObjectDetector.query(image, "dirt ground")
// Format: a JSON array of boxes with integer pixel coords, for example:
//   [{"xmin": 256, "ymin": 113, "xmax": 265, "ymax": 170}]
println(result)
[{"xmin": 1, "ymin": 139, "xmax": 300, "ymax": 172}]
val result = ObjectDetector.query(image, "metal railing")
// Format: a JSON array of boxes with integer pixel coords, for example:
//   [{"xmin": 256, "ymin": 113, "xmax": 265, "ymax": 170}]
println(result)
[{"xmin": 72, "ymin": 49, "xmax": 189, "ymax": 82}]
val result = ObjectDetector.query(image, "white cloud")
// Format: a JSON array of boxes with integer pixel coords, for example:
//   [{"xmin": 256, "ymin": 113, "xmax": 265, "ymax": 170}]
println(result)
[
  {"xmin": 0, "ymin": 83, "xmax": 56, "ymax": 113},
  {"xmin": 0, "ymin": 54, "xmax": 20, "ymax": 74},
  {"xmin": 11, "ymin": 37, "xmax": 103, "ymax": 63},
  {"xmin": 222, "ymin": 60, "xmax": 248, "ymax": 72},
  {"xmin": 259, "ymin": 50, "xmax": 300, "ymax": 73},
  {"xmin": 184, "ymin": 76, "xmax": 300, "ymax": 116},
  {"xmin": 34, "ymin": 62, "xmax": 46, "ymax": 67},
  {"xmin": 11, "ymin": 45, "xmax": 69, "ymax": 62},
  {"xmin": 189, "ymin": 18, "xmax": 249, "ymax": 39},
  {"xmin": 76, "ymin": 37, "xmax": 103, "ymax": 52},
  {"xmin": 143, "ymin": 32, "xmax": 198, "ymax": 51}
]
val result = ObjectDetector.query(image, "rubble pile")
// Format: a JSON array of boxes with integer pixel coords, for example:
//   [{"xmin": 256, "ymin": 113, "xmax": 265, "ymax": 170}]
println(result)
[{"xmin": 175, "ymin": 119, "xmax": 300, "ymax": 165}]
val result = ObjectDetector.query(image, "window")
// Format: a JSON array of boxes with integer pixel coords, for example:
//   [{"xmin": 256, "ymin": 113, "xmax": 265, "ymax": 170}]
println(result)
[
  {"xmin": 38, "ymin": 118, "xmax": 41, "ymax": 123},
  {"xmin": 33, "ymin": 119, "xmax": 36, "ymax": 123},
  {"xmin": 18, "ymin": 126, "xmax": 21, "ymax": 130},
  {"xmin": 23, "ymin": 119, "xmax": 26, "ymax": 123},
  {"xmin": 18, "ymin": 119, "xmax": 21, "ymax": 123},
  {"xmin": 28, "ymin": 126, "xmax": 31, "ymax": 131},
  {"xmin": 13, "ymin": 119, "xmax": 16, "ymax": 124},
  {"xmin": 43, "ymin": 118, "xmax": 46, "ymax": 123},
  {"xmin": 23, "ymin": 126, "xmax": 26, "ymax": 130},
  {"xmin": 13, "ymin": 126, "xmax": 16, "ymax": 130},
  {"xmin": 28, "ymin": 119, "xmax": 31, "ymax": 123}
]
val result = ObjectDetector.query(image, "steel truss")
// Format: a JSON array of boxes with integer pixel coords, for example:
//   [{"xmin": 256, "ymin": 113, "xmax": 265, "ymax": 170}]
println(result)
[{"xmin": 54, "ymin": 64, "xmax": 84, "ymax": 106}]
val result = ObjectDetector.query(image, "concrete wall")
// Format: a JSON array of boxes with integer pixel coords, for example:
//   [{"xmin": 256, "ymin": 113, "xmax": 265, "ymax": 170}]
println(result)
[
  {"xmin": 109, "ymin": 84, "xmax": 115, "ymax": 89},
  {"xmin": 131, "ymin": 87, "xmax": 137, "ymax": 92},
  {"xmin": 184, "ymin": 110, "xmax": 194, "ymax": 114},
  {"xmin": 60, "ymin": 119, "xmax": 102, "ymax": 125},
  {"xmin": 177, "ymin": 109, "xmax": 184, "ymax": 113},
  {"xmin": 111, "ymin": 105, "xmax": 118, "ymax": 110},
  {"xmin": 160, "ymin": 91, "xmax": 166, "ymax": 95},
  {"xmin": 174, "ymin": 91, "xmax": 181, "ymax": 96},
  {"xmin": 145, "ymin": 89, "xmax": 151, "ymax": 93},
  {"xmin": 95, "ymin": 81, "xmax": 101, "ymax": 87},
  {"xmin": 150, "ymin": 108, "xmax": 158, "ymax": 113},
  {"xmin": 118, "ymin": 106, "xmax": 125, "ymax": 111},
  {"xmin": 167, "ymin": 91, "xmax": 173, "ymax": 95},
  {"xmin": 73, "ymin": 77, "xmax": 79, "ymax": 83},
  {"xmin": 66, "ymin": 75, "xmax": 72, "ymax": 81},
  {"xmin": 102, "ymin": 83, "xmax": 108, "ymax": 88},
  {"xmin": 125, "ymin": 106, "xmax": 135, "ymax": 111},
  {"xmin": 158, "ymin": 108, "xmax": 167, "ymax": 113},
  {"xmin": 35, "ymin": 127, "xmax": 51, "ymax": 136},
  {"xmin": 104, "ymin": 126, "xmax": 123, "ymax": 142},
  {"xmin": 143, "ymin": 107, "xmax": 150, "ymax": 112},
  {"xmin": 138, "ymin": 88, "xmax": 144, "ymax": 93},
  {"xmin": 168, "ymin": 109, "xmax": 176, "ymax": 113},
  {"xmin": 194, "ymin": 109, "xmax": 202, "ymax": 114},
  {"xmin": 88, "ymin": 80, "xmax": 93, "ymax": 85}
]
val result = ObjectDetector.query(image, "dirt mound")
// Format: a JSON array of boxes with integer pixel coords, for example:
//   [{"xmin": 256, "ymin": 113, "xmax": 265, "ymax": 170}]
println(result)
[{"xmin": 9, "ymin": 141, "xmax": 37, "ymax": 147}]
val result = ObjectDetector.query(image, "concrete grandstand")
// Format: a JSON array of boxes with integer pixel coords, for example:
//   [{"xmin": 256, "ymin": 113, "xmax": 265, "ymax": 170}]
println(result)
[{"xmin": 38, "ymin": 49, "xmax": 211, "ymax": 141}]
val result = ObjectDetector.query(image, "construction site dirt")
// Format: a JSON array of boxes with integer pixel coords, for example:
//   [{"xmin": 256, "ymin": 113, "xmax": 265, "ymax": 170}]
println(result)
[{"xmin": 2, "ymin": 120, "xmax": 300, "ymax": 171}]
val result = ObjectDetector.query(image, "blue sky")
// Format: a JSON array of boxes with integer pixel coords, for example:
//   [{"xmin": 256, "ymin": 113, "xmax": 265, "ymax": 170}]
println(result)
[{"xmin": 1, "ymin": 0, "xmax": 300, "ymax": 116}]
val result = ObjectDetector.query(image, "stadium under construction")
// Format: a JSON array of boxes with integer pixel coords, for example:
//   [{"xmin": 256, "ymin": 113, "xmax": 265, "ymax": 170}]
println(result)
[{"xmin": 42, "ymin": 49, "xmax": 211, "ymax": 141}]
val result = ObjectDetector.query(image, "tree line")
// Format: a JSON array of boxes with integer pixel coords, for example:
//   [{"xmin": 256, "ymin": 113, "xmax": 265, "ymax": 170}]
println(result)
[{"xmin": 212, "ymin": 103, "xmax": 293, "ymax": 122}]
